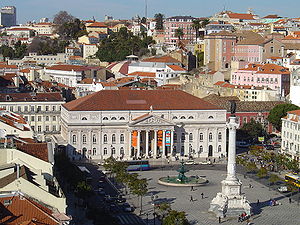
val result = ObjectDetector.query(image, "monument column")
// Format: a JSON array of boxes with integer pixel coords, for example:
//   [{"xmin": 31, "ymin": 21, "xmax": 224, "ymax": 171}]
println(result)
[
  {"xmin": 226, "ymin": 116, "xmax": 238, "ymax": 181},
  {"xmin": 162, "ymin": 130, "xmax": 166, "ymax": 158},
  {"xmin": 128, "ymin": 130, "xmax": 132, "ymax": 159},
  {"xmin": 146, "ymin": 130, "xmax": 149, "ymax": 157}
]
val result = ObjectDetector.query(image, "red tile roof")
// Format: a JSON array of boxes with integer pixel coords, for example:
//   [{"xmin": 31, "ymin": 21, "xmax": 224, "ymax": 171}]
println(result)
[
  {"xmin": 227, "ymin": 13, "xmax": 255, "ymax": 20},
  {"xmin": 87, "ymin": 22, "xmax": 108, "ymax": 28},
  {"xmin": 0, "ymin": 193, "xmax": 59, "ymax": 225},
  {"xmin": 63, "ymin": 90, "xmax": 222, "ymax": 111},
  {"xmin": 239, "ymin": 63, "xmax": 290, "ymax": 75},
  {"xmin": 288, "ymin": 109, "xmax": 300, "ymax": 116},
  {"xmin": 167, "ymin": 65, "xmax": 186, "ymax": 71},
  {"xmin": 16, "ymin": 143, "xmax": 49, "ymax": 162},
  {"xmin": 0, "ymin": 93, "xmax": 64, "ymax": 102},
  {"xmin": 0, "ymin": 64, "xmax": 17, "ymax": 69},
  {"xmin": 45, "ymin": 64, "xmax": 89, "ymax": 72},
  {"xmin": 128, "ymin": 71, "xmax": 156, "ymax": 77},
  {"xmin": 142, "ymin": 55, "xmax": 180, "ymax": 63}
]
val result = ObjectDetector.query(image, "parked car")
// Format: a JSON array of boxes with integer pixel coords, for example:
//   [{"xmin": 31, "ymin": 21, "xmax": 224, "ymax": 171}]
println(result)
[
  {"xmin": 123, "ymin": 203, "xmax": 134, "ymax": 212},
  {"xmin": 200, "ymin": 161, "xmax": 212, "ymax": 165},
  {"xmin": 278, "ymin": 186, "xmax": 289, "ymax": 193}
]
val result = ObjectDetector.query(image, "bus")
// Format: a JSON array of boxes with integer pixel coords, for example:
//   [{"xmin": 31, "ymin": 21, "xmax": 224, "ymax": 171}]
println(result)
[
  {"xmin": 126, "ymin": 160, "xmax": 150, "ymax": 171},
  {"xmin": 285, "ymin": 173, "xmax": 300, "ymax": 188}
]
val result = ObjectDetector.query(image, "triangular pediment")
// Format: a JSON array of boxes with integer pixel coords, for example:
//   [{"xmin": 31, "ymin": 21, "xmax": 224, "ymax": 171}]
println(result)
[{"xmin": 129, "ymin": 114, "xmax": 175, "ymax": 127}]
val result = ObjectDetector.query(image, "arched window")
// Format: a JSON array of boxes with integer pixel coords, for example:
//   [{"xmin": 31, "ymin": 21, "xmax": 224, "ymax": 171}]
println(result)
[
  {"xmin": 93, "ymin": 134, "xmax": 97, "ymax": 144},
  {"xmin": 82, "ymin": 117, "xmax": 87, "ymax": 120},
  {"xmin": 103, "ymin": 117, "xmax": 108, "ymax": 120},
  {"xmin": 103, "ymin": 134, "xmax": 107, "ymax": 144},
  {"xmin": 180, "ymin": 116, "xmax": 186, "ymax": 119},
  {"xmin": 72, "ymin": 135, "xmax": 76, "ymax": 144},
  {"xmin": 218, "ymin": 145, "xmax": 222, "ymax": 152},
  {"xmin": 209, "ymin": 132, "xmax": 213, "ymax": 142},
  {"xmin": 103, "ymin": 147, "xmax": 107, "ymax": 155},
  {"xmin": 208, "ymin": 116, "xmax": 214, "ymax": 119},
  {"xmin": 120, "ymin": 147, "xmax": 124, "ymax": 155},
  {"xmin": 199, "ymin": 133, "xmax": 203, "ymax": 142},
  {"xmin": 112, "ymin": 134, "xmax": 116, "ymax": 144},
  {"xmin": 82, "ymin": 134, "xmax": 87, "ymax": 144},
  {"xmin": 188, "ymin": 116, "xmax": 194, "ymax": 119},
  {"xmin": 120, "ymin": 134, "xmax": 124, "ymax": 144},
  {"xmin": 199, "ymin": 145, "xmax": 203, "ymax": 153},
  {"xmin": 172, "ymin": 116, "xmax": 178, "ymax": 120},
  {"xmin": 111, "ymin": 117, "xmax": 117, "ymax": 120},
  {"xmin": 112, "ymin": 147, "xmax": 116, "ymax": 155},
  {"xmin": 189, "ymin": 133, "xmax": 193, "ymax": 142},
  {"xmin": 93, "ymin": 148, "xmax": 96, "ymax": 155},
  {"xmin": 218, "ymin": 132, "xmax": 222, "ymax": 142},
  {"xmin": 120, "ymin": 117, "xmax": 125, "ymax": 120}
]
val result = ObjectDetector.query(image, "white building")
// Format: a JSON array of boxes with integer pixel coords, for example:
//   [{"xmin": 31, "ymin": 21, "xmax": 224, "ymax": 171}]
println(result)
[
  {"xmin": 83, "ymin": 44, "xmax": 98, "ymax": 59},
  {"xmin": 281, "ymin": 109, "xmax": 300, "ymax": 161},
  {"xmin": 6, "ymin": 27, "xmax": 34, "ymax": 37},
  {"xmin": 60, "ymin": 89, "xmax": 227, "ymax": 161},
  {"xmin": 290, "ymin": 68, "xmax": 300, "ymax": 107},
  {"xmin": 0, "ymin": 93, "xmax": 65, "ymax": 141}
]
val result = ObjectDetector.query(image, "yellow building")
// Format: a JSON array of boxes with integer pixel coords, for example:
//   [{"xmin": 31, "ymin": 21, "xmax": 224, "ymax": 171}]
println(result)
[{"xmin": 86, "ymin": 22, "xmax": 109, "ymax": 34}]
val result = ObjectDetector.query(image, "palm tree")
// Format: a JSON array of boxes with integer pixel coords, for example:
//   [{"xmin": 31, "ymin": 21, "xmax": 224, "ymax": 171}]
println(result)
[
  {"xmin": 199, "ymin": 18, "xmax": 210, "ymax": 38},
  {"xmin": 175, "ymin": 28, "xmax": 184, "ymax": 41},
  {"xmin": 192, "ymin": 19, "xmax": 201, "ymax": 41}
]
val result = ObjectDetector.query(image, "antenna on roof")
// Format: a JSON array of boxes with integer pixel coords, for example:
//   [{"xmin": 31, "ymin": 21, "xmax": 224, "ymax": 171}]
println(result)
[{"xmin": 150, "ymin": 105, "xmax": 153, "ymax": 113}]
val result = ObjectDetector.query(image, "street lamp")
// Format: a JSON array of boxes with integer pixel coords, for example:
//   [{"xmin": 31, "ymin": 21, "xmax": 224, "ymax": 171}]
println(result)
[{"xmin": 151, "ymin": 194, "xmax": 158, "ymax": 225}]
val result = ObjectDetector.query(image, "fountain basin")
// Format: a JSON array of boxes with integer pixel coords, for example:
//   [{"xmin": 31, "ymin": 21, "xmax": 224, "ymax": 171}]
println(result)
[{"xmin": 158, "ymin": 176, "xmax": 208, "ymax": 187}]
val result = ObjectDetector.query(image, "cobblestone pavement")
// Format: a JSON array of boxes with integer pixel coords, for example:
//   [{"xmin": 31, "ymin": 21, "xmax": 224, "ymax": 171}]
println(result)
[{"xmin": 129, "ymin": 170, "xmax": 300, "ymax": 225}]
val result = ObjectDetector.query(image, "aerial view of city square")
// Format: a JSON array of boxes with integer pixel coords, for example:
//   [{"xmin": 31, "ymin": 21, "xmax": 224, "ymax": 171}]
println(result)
[{"xmin": 0, "ymin": 0, "xmax": 300, "ymax": 224}]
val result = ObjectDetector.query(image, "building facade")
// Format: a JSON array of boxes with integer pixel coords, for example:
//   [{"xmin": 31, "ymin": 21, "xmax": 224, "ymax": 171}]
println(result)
[
  {"xmin": 0, "ymin": 6, "xmax": 16, "ymax": 27},
  {"xmin": 61, "ymin": 90, "xmax": 227, "ymax": 161},
  {"xmin": 281, "ymin": 110, "xmax": 300, "ymax": 161}
]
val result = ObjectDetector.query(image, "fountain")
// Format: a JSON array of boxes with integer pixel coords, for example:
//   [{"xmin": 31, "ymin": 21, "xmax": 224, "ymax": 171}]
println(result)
[{"xmin": 158, "ymin": 160, "xmax": 208, "ymax": 187}]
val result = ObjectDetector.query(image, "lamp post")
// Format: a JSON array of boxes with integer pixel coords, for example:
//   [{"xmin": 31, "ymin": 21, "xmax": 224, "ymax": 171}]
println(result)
[{"xmin": 151, "ymin": 194, "xmax": 158, "ymax": 225}]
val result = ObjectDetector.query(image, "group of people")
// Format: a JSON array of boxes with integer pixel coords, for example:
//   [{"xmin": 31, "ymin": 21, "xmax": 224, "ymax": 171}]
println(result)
[
  {"xmin": 238, "ymin": 212, "xmax": 250, "ymax": 222},
  {"xmin": 269, "ymin": 199, "xmax": 279, "ymax": 206}
]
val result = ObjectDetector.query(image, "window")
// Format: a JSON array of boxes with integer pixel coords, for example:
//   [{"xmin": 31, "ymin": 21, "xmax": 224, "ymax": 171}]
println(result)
[
  {"xmin": 38, "ymin": 126, "xmax": 41, "ymax": 132},
  {"xmin": 189, "ymin": 133, "xmax": 193, "ymax": 142},
  {"xmin": 53, "ymin": 125, "xmax": 56, "ymax": 131},
  {"xmin": 18, "ymin": 106, "xmax": 21, "ymax": 112},
  {"xmin": 93, "ymin": 134, "xmax": 97, "ymax": 144},
  {"xmin": 218, "ymin": 145, "xmax": 222, "ymax": 152},
  {"xmin": 37, "ymin": 106, "xmax": 41, "ymax": 112},
  {"xmin": 172, "ymin": 116, "xmax": 178, "ymax": 119},
  {"xmin": 199, "ymin": 145, "xmax": 203, "ymax": 153},
  {"xmin": 120, "ymin": 147, "xmax": 124, "ymax": 155},
  {"xmin": 218, "ymin": 132, "xmax": 222, "ymax": 141},
  {"xmin": 120, "ymin": 134, "xmax": 124, "ymax": 144},
  {"xmin": 112, "ymin": 147, "xmax": 116, "ymax": 155},
  {"xmin": 104, "ymin": 147, "xmax": 107, "ymax": 155},
  {"xmin": 53, "ymin": 116, "xmax": 56, "ymax": 121},
  {"xmin": 31, "ymin": 116, "xmax": 35, "ymax": 121},
  {"xmin": 45, "ymin": 106, "xmax": 49, "ymax": 111},
  {"xmin": 52, "ymin": 106, "xmax": 56, "ymax": 111},
  {"xmin": 45, "ymin": 126, "xmax": 49, "ymax": 131},
  {"xmin": 93, "ymin": 148, "xmax": 96, "ymax": 155},
  {"xmin": 188, "ymin": 116, "xmax": 194, "ymax": 119},
  {"xmin": 181, "ymin": 133, "xmax": 185, "ymax": 142},
  {"xmin": 120, "ymin": 117, "xmax": 125, "ymax": 120},
  {"xmin": 208, "ymin": 116, "xmax": 214, "ymax": 119},
  {"xmin": 209, "ymin": 132, "xmax": 213, "ymax": 142},
  {"xmin": 82, "ymin": 117, "xmax": 87, "ymax": 120},
  {"xmin": 24, "ymin": 106, "xmax": 28, "ymax": 111},
  {"xmin": 180, "ymin": 116, "xmax": 186, "ymax": 119},
  {"xmin": 46, "ymin": 116, "xmax": 49, "ymax": 121},
  {"xmin": 103, "ymin": 134, "xmax": 107, "ymax": 144},
  {"xmin": 82, "ymin": 135, "xmax": 87, "ymax": 144},
  {"xmin": 112, "ymin": 134, "xmax": 116, "ymax": 144},
  {"xmin": 111, "ymin": 117, "xmax": 117, "ymax": 120},
  {"xmin": 200, "ymin": 133, "xmax": 203, "ymax": 142},
  {"xmin": 38, "ymin": 116, "xmax": 42, "ymax": 121},
  {"xmin": 103, "ymin": 117, "xmax": 108, "ymax": 120}
]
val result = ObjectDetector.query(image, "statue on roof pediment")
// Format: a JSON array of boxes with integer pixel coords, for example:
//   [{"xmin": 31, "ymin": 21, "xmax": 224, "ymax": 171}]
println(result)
[{"xmin": 129, "ymin": 114, "xmax": 175, "ymax": 127}]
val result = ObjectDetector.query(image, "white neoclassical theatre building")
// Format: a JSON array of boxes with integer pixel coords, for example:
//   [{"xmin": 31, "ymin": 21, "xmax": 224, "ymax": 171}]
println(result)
[{"xmin": 61, "ymin": 90, "xmax": 227, "ymax": 161}]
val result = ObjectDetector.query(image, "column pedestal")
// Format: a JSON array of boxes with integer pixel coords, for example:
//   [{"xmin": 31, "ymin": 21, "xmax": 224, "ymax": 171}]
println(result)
[{"xmin": 209, "ymin": 116, "xmax": 251, "ymax": 218}]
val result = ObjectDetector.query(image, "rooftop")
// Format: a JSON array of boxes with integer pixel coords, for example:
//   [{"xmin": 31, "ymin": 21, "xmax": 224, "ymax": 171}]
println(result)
[{"xmin": 0, "ymin": 92, "xmax": 64, "ymax": 102}]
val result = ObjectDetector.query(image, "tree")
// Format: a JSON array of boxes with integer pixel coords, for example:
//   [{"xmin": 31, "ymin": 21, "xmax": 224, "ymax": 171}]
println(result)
[
  {"xmin": 27, "ymin": 37, "xmax": 69, "ymax": 55},
  {"xmin": 129, "ymin": 178, "xmax": 148, "ymax": 214},
  {"xmin": 241, "ymin": 119, "xmax": 264, "ymax": 140},
  {"xmin": 257, "ymin": 167, "xmax": 268, "ymax": 178},
  {"xmin": 268, "ymin": 103, "xmax": 300, "ymax": 131},
  {"xmin": 0, "ymin": 45, "xmax": 15, "ymax": 59},
  {"xmin": 246, "ymin": 161, "xmax": 257, "ymax": 173},
  {"xmin": 53, "ymin": 11, "xmax": 75, "ymax": 25},
  {"xmin": 163, "ymin": 210, "xmax": 189, "ymax": 225},
  {"xmin": 141, "ymin": 17, "xmax": 147, "ymax": 24},
  {"xmin": 154, "ymin": 13, "xmax": 164, "ymax": 30},
  {"xmin": 175, "ymin": 28, "xmax": 184, "ymax": 41},
  {"xmin": 269, "ymin": 174, "xmax": 279, "ymax": 185},
  {"xmin": 191, "ymin": 19, "xmax": 201, "ymax": 40},
  {"xmin": 14, "ymin": 40, "xmax": 27, "ymax": 59}
]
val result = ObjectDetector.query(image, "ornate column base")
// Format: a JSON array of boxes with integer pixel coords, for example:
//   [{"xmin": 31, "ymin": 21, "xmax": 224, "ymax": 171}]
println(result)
[{"xmin": 209, "ymin": 179, "xmax": 251, "ymax": 218}]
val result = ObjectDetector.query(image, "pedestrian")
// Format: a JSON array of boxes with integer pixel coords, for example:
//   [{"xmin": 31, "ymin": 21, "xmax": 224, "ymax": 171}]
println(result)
[
  {"xmin": 190, "ymin": 195, "xmax": 193, "ymax": 202},
  {"xmin": 201, "ymin": 193, "xmax": 204, "ymax": 199},
  {"xmin": 257, "ymin": 199, "xmax": 260, "ymax": 206},
  {"xmin": 191, "ymin": 186, "xmax": 194, "ymax": 191},
  {"xmin": 289, "ymin": 197, "xmax": 292, "ymax": 204},
  {"xmin": 218, "ymin": 216, "xmax": 221, "ymax": 223}
]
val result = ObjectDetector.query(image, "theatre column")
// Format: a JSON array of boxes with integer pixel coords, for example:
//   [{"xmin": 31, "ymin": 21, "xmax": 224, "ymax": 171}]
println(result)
[
  {"xmin": 137, "ymin": 130, "xmax": 141, "ymax": 158},
  {"xmin": 170, "ymin": 130, "xmax": 174, "ymax": 156},
  {"xmin": 162, "ymin": 130, "xmax": 166, "ymax": 158},
  {"xmin": 146, "ymin": 130, "xmax": 149, "ymax": 157},
  {"xmin": 128, "ymin": 130, "xmax": 132, "ymax": 159},
  {"xmin": 154, "ymin": 130, "xmax": 157, "ymax": 157}
]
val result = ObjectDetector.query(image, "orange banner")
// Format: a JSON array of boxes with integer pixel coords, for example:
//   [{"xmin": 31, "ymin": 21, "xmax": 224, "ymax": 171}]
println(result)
[
  {"xmin": 157, "ymin": 130, "xmax": 163, "ymax": 147},
  {"xmin": 131, "ymin": 131, "xmax": 138, "ymax": 147}
]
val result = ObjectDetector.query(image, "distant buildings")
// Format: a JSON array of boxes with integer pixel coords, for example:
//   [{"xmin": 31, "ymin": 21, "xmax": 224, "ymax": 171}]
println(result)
[{"xmin": 0, "ymin": 6, "xmax": 16, "ymax": 27}]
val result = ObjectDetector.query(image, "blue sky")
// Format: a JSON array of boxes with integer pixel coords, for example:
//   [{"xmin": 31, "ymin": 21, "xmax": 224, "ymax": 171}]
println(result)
[{"xmin": 1, "ymin": 0, "xmax": 298, "ymax": 24}]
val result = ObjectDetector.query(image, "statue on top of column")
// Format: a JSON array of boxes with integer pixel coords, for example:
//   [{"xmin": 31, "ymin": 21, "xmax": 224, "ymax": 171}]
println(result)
[{"xmin": 230, "ymin": 100, "xmax": 236, "ymax": 116}]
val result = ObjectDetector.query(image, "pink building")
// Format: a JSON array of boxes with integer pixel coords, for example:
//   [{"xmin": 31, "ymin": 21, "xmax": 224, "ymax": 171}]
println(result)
[
  {"xmin": 231, "ymin": 63, "xmax": 290, "ymax": 97},
  {"xmin": 164, "ymin": 16, "xmax": 196, "ymax": 45}
]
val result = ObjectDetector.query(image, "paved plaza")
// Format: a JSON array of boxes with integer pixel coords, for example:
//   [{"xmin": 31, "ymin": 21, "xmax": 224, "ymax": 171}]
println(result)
[{"xmin": 129, "ymin": 169, "xmax": 300, "ymax": 225}]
